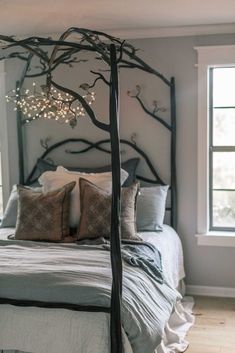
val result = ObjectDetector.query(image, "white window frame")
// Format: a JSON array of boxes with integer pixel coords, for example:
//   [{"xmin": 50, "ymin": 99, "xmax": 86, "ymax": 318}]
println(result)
[
  {"xmin": 0, "ymin": 60, "xmax": 10, "ymax": 211},
  {"xmin": 195, "ymin": 45, "xmax": 235, "ymax": 247}
]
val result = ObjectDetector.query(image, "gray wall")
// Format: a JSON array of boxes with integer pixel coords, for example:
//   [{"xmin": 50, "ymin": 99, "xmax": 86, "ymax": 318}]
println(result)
[{"xmin": 4, "ymin": 33, "xmax": 235, "ymax": 288}]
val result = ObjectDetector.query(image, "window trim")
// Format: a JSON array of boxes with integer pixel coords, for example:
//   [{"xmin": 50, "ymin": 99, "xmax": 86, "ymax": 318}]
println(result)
[
  {"xmin": 0, "ymin": 60, "xmax": 10, "ymax": 211},
  {"xmin": 195, "ymin": 45, "xmax": 235, "ymax": 246}
]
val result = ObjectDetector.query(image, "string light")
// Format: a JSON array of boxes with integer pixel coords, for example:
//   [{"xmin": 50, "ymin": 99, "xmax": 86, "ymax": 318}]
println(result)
[{"xmin": 6, "ymin": 82, "xmax": 95, "ymax": 127}]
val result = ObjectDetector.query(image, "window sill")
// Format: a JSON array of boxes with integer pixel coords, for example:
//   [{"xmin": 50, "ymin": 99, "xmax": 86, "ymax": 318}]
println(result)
[{"xmin": 196, "ymin": 232, "xmax": 235, "ymax": 247}]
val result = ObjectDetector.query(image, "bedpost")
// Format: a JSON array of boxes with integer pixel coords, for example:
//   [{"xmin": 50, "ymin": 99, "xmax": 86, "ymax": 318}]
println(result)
[
  {"xmin": 16, "ymin": 55, "xmax": 33, "ymax": 185},
  {"xmin": 170, "ymin": 77, "xmax": 177, "ymax": 230},
  {"xmin": 16, "ymin": 81, "xmax": 25, "ymax": 184},
  {"xmin": 109, "ymin": 44, "xmax": 123, "ymax": 353}
]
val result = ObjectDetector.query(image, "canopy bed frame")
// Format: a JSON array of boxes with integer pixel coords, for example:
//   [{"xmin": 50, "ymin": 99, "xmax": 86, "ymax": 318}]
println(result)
[{"xmin": 0, "ymin": 28, "xmax": 177, "ymax": 353}]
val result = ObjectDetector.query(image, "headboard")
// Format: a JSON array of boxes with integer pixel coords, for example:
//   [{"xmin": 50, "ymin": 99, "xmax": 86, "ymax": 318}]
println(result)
[{"xmin": 17, "ymin": 78, "xmax": 177, "ymax": 228}]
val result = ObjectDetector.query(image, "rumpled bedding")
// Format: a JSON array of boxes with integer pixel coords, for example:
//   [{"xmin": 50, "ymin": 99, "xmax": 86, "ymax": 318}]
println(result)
[
  {"xmin": 0, "ymin": 230, "xmax": 180, "ymax": 353},
  {"xmin": 102, "ymin": 241, "xmax": 164, "ymax": 283},
  {"xmin": 0, "ymin": 226, "xmax": 194, "ymax": 353}
]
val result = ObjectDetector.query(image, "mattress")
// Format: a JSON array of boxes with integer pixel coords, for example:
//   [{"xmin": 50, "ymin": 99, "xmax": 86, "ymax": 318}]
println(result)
[{"xmin": 0, "ymin": 225, "xmax": 193, "ymax": 353}]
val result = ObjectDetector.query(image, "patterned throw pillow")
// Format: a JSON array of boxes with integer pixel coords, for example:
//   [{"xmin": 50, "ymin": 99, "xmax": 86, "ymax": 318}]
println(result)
[
  {"xmin": 0, "ymin": 185, "xmax": 42, "ymax": 228},
  {"xmin": 78, "ymin": 178, "xmax": 141, "ymax": 241},
  {"xmin": 15, "ymin": 182, "xmax": 76, "ymax": 242},
  {"xmin": 39, "ymin": 167, "xmax": 129, "ymax": 228}
]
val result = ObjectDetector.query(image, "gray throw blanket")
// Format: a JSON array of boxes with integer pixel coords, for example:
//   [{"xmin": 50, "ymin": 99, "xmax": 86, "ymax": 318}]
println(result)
[{"xmin": 103, "ymin": 241, "xmax": 164, "ymax": 283}]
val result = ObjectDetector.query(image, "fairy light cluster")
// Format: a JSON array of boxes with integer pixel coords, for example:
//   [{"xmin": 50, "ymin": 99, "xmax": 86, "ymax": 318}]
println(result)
[{"xmin": 5, "ymin": 82, "xmax": 95, "ymax": 126}]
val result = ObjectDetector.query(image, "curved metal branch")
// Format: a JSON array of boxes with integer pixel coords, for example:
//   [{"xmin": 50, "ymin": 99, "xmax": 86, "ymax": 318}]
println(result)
[
  {"xmin": 26, "ymin": 138, "xmax": 166, "ymax": 186},
  {"xmin": 48, "ymin": 28, "xmax": 110, "ymax": 70},
  {"xmin": 66, "ymin": 139, "xmax": 165, "ymax": 184},
  {"xmin": 135, "ymin": 95, "xmax": 171, "ymax": 130},
  {"xmin": 0, "ymin": 35, "xmax": 49, "ymax": 63},
  {"xmin": 25, "ymin": 138, "xmax": 112, "ymax": 185},
  {"xmin": 66, "ymin": 141, "xmax": 111, "ymax": 154},
  {"xmin": 116, "ymin": 40, "xmax": 125, "ymax": 63},
  {"xmin": 128, "ymin": 86, "xmax": 171, "ymax": 130},
  {"xmin": 75, "ymin": 28, "xmax": 122, "ymax": 45},
  {"xmin": 0, "ymin": 31, "xmax": 172, "ymax": 88},
  {"xmin": 53, "ymin": 48, "xmax": 80, "ymax": 64},
  {"xmin": 119, "ymin": 57, "xmax": 171, "ymax": 86},
  {"xmin": 72, "ymin": 28, "xmax": 110, "ymax": 64},
  {"xmin": 26, "ymin": 62, "xmax": 63, "ymax": 78},
  {"xmin": 0, "ymin": 51, "xmax": 28, "ymax": 61},
  {"xmin": 0, "ymin": 35, "xmax": 98, "ymax": 58},
  {"xmin": 18, "ymin": 53, "xmax": 33, "ymax": 89},
  {"xmin": 88, "ymin": 70, "xmax": 110, "ymax": 88},
  {"xmin": 25, "ymin": 57, "xmax": 87, "ymax": 78},
  {"xmin": 50, "ymin": 78, "xmax": 110, "ymax": 132}
]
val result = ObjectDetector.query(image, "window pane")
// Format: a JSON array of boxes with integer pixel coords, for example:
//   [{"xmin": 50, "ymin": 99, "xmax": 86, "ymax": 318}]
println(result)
[
  {"xmin": 0, "ymin": 155, "xmax": 2, "ymax": 218},
  {"xmin": 213, "ymin": 108, "xmax": 235, "ymax": 146},
  {"xmin": 213, "ymin": 190, "xmax": 235, "ymax": 228},
  {"xmin": 213, "ymin": 67, "xmax": 235, "ymax": 107},
  {"xmin": 0, "ymin": 186, "xmax": 2, "ymax": 218},
  {"xmin": 0, "ymin": 153, "xmax": 2, "ymax": 185},
  {"xmin": 213, "ymin": 152, "xmax": 235, "ymax": 189}
]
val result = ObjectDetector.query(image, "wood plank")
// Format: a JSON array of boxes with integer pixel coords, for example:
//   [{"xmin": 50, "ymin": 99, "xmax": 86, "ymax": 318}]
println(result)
[
  {"xmin": 187, "ymin": 296, "xmax": 235, "ymax": 352},
  {"xmin": 186, "ymin": 344, "xmax": 220, "ymax": 353}
]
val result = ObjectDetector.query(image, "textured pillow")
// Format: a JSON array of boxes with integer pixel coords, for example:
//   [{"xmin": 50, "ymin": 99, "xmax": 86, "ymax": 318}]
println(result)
[
  {"xmin": 0, "ymin": 185, "xmax": 42, "ymax": 228},
  {"xmin": 78, "ymin": 178, "xmax": 141, "ymax": 241},
  {"xmin": 15, "ymin": 182, "xmax": 76, "ymax": 241},
  {"xmin": 39, "ymin": 167, "xmax": 129, "ymax": 228},
  {"xmin": 36, "ymin": 158, "xmax": 139, "ymax": 186},
  {"xmin": 136, "ymin": 185, "xmax": 169, "ymax": 232}
]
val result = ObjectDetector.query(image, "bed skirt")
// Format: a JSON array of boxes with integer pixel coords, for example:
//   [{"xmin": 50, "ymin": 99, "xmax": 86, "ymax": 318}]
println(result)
[{"xmin": 0, "ymin": 296, "xmax": 194, "ymax": 353}]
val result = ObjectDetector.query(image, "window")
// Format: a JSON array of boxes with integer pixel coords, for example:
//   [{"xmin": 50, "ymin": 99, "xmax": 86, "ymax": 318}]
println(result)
[
  {"xmin": 209, "ymin": 67, "xmax": 235, "ymax": 231},
  {"xmin": 195, "ymin": 45, "xmax": 235, "ymax": 246}
]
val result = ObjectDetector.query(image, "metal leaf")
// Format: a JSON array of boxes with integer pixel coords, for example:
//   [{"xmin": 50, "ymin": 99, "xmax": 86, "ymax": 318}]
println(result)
[
  {"xmin": 79, "ymin": 83, "xmax": 90, "ymax": 91},
  {"xmin": 69, "ymin": 118, "xmax": 77, "ymax": 128}
]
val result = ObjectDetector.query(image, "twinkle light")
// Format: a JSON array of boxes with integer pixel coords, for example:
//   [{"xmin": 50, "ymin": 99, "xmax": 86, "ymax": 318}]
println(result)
[{"xmin": 6, "ymin": 82, "xmax": 95, "ymax": 128}]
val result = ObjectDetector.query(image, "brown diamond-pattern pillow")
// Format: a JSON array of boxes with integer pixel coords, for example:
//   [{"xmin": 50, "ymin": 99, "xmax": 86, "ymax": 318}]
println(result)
[
  {"xmin": 78, "ymin": 178, "xmax": 141, "ymax": 241},
  {"xmin": 15, "ymin": 181, "xmax": 76, "ymax": 242}
]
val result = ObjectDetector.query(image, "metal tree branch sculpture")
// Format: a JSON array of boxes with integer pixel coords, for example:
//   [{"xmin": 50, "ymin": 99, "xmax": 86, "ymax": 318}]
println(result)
[
  {"xmin": 127, "ymin": 85, "xmax": 171, "ymax": 130},
  {"xmin": 0, "ymin": 27, "xmax": 177, "ymax": 353}
]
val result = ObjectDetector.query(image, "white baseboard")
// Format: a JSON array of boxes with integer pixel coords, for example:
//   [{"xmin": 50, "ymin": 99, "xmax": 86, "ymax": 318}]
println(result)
[{"xmin": 186, "ymin": 285, "xmax": 235, "ymax": 298}]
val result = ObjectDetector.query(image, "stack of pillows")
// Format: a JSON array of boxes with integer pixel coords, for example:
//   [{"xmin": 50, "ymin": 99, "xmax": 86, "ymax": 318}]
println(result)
[{"xmin": 0, "ymin": 158, "xmax": 169, "ymax": 242}]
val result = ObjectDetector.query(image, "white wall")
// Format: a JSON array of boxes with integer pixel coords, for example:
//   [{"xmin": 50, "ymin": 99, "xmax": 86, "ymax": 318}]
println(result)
[{"xmin": 4, "ymin": 32, "xmax": 235, "ymax": 288}]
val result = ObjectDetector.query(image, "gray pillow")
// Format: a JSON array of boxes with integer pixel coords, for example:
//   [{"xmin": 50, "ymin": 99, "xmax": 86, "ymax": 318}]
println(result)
[
  {"xmin": 0, "ymin": 185, "xmax": 42, "ymax": 228},
  {"xmin": 136, "ymin": 185, "xmax": 169, "ymax": 232},
  {"xmin": 36, "ymin": 158, "xmax": 140, "ymax": 187}
]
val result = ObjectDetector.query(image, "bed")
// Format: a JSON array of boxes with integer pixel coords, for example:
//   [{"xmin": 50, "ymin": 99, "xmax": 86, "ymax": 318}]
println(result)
[
  {"xmin": 0, "ymin": 145, "xmax": 194, "ymax": 353},
  {"xmin": 0, "ymin": 225, "xmax": 193, "ymax": 353},
  {"xmin": 0, "ymin": 29, "xmax": 194, "ymax": 353}
]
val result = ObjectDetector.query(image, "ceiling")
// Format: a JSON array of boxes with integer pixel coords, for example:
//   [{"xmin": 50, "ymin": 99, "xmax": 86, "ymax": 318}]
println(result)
[{"xmin": 0, "ymin": 0, "xmax": 235, "ymax": 38}]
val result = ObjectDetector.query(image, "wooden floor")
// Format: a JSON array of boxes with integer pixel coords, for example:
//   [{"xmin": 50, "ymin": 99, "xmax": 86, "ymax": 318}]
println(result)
[{"xmin": 186, "ymin": 296, "xmax": 235, "ymax": 353}]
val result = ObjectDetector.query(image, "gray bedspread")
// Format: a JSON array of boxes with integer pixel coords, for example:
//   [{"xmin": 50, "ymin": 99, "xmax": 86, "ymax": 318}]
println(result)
[{"xmin": 0, "ymin": 235, "xmax": 180, "ymax": 353}]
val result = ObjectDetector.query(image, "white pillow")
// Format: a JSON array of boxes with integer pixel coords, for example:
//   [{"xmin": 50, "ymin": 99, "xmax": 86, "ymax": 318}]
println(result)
[{"xmin": 39, "ymin": 166, "xmax": 129, "ymax": 228}]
